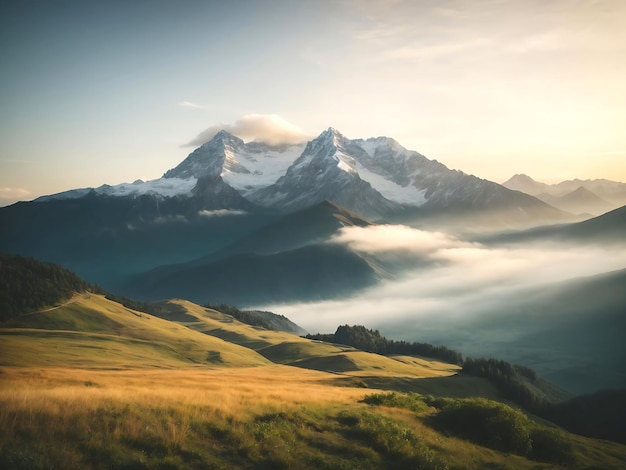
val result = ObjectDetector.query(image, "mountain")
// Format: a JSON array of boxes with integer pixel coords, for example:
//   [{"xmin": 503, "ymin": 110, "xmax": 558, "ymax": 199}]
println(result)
[
  {"xmin": 123, "ymin": 200, "xmax": 391, "ymax": 306},
  {"xmin": 31, "ymin": 128, "xmax": 569, "ymax": 224},
  {"xmin": 127, "ymin": 242, "xmax": 386, "ymax": 307},
  {"xmin": 441, "ymin": 268, "xmax": 626, "ymax": 394},
  {"xmin": 1, "ymin": 127, "xmax": 571, "ymax": 291},
  {"xmin": 251, "ymin": 128, "xmax": 565, "ymax": 224},
  {"xmin": 488, "ymin": 203, "xmax": 626, "ymax": 244},
  {"xmin": 199, "ymin": 200, "xmax": 373, "ymax": 261},
  {"xmin": 535, "ymin": 186, "xmax": 615, "ymax": 216},
  {"xmin": 248, "ymin": 128, "xmax": 406, "ymax": 219},
  {"xmin": 0, "ymin": 193, "xmax": 278, "ymax": 289},
  {"xmin": 164, "ymin": 129, "xmax": 306, "ymax": 195},
  {"xmin": 502, "ymin": 174, "xmax": 551, "ymax": 195},
  {"xmin": 503, "ymin": 174, "xmax": 626, "ymax": 208}
]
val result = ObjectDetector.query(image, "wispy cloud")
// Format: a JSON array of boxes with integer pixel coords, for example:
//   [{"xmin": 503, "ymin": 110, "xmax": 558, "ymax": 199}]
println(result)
[
  {"xmin": 185, "ymin": 114, "xmax": 314, "ymax": 147},
  {"xmin": 330, "ymin": 225, "xmax": 473, "ymax": 255},
  {"xmin": 264, "ymin": 228, "xmax": 626, "ymax": 338},
  {"xmin": 178, "ymin": 101, "xmax": 204, "ymax": 109},
  {"xmin": 198, "ymin": 209, "xmax": 247, "ymax": 218}
]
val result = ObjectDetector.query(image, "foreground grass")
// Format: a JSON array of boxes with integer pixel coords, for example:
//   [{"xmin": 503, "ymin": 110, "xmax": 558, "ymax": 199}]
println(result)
[{"xmin": 2, "ymin": 366, "xmax": 625, "ymax": 469}]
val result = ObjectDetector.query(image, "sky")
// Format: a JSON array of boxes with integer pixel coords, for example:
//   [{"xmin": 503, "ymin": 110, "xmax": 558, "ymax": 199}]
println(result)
[{"xmin": 1, "ymin": 0, "xmax": 626, "ymax": 206}]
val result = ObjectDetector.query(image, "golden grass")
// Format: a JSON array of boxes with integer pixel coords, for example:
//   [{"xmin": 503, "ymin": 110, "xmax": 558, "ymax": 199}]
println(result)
[
  {"xmin": 0, "ymin": 365, "xmax": 370, "ymax": 423},
  {"xmin": 2, "ymin": 365, "xmax": 626, "ymax": 469},
  {"xmin": 3, "ymin": 295, "xmax": 626, "ymax": 468},
  {"xmin": 0, "ymin": 365, "xmax": 372, "ymax": 469},
  {"xmin": 0, "ymin": 294, "xmax": 271, "ymax": 369},
  {"xmin": 154, "ymin": 300, "xmax": 462, "ymax": 379}
]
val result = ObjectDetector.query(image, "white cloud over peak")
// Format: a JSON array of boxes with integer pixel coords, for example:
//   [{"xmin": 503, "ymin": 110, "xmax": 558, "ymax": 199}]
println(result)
[{"xmin": 186, "ymin": 114, "xmax": 313, "ymax": 147}]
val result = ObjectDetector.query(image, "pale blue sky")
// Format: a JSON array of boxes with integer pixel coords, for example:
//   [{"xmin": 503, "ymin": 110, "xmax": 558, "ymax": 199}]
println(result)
[{"xmin": 2, "ymin": 0, "xmax": 625, "ymax": 205}]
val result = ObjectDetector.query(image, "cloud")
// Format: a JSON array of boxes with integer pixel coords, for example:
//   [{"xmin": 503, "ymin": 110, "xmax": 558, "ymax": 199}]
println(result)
[
  {"xmin": 178, "ymin": 101, "xmax": 204, "ymax": 109},
  {"xmin": 330, "ymin": 224, "xmax": 474, "ymax": 256},
  {"xmin": 186, "ymin": 114, "xmax": 313, "ymax": 147},
  {"xmin": 198, "ymin": 209, "xmax": 247, "ymax": 218},
  {"xmin": 261, "ymin": 233, "xmax": 626, "ymax": 341}
]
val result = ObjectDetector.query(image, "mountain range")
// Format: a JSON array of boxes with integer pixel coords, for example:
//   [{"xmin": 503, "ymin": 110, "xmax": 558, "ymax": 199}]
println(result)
[
  {"xmin": 503, "ymin": 174, "xmax": 626, "ymax": 215},
  {"xmin": 1, "ymin": 128, "xmax": 625, "ymax": 397},
  {"xmin": 1, "ymin": 127, "xmax": 571, "ymax": 292},
  {"xmin": 33, "ymin": 128, "xmax": 565, "ymax": 223}
]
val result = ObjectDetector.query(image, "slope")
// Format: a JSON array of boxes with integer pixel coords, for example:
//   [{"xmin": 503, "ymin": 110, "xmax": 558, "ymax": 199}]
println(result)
[
  {"xmin": 149, "ymin": 299, "xmax": 461, "ymax": 379},
  {"xmin": 488, "ymin": 203, "xmax": 626, "ymax": 244},
  {"xmin": 536, "ymin": 186, "xmax": 614, "ymax": 216},
  {"xmin": 436, "ymin": 268, "xmax": 626, "ymax": 394},
  {"xmin": 127, "ymin": 241, "xmax": 388, "ymax": 306},
  {"xmin": 0, "ymin": 294, "xmax": 270, "ymax": 369},
  {"xmin": 0, "ymin": 253, "xmax": 95, "ymax": 320},
  {"xmin": 217, "ymin": 199, "xmax": 373, "ymax": 257}
]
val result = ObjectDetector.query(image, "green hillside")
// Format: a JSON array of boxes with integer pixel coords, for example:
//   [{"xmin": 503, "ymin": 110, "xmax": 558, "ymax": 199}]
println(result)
[
  {"xmin": 149, "ymin": 299, "xmax": 461, "ymax": 379},
  {"xmin": 0, "ymin": 293, "xmax": 270, "ymax": 369},
  {"xmin": 2, "ymin": 255, "xmax": 625, "ymax": 468}
]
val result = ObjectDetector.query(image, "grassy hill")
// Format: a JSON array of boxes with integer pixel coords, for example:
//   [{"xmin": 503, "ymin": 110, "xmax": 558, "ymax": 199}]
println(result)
[
  {"xmin": 0, "ymin": 293, "xmax": 270, "ymax": 369},
  {"xmin": 2, "ymin": 256, "xmax": 626, "ymax": 468},
  {"xmin": 149, "ymin": 299, "xmax": 461, "ymax": 379}
]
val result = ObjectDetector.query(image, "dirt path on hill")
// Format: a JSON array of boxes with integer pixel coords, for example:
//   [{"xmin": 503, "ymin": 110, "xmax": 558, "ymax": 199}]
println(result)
[{"xmin": 20, "ymin": 293, "xmax": 86, "ymax": 316}]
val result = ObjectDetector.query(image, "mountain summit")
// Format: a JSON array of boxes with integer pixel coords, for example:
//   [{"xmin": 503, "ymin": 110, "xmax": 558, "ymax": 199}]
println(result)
[{"xmin": 27, "ymin": 127, "xmax": 564, "ymax": 223}]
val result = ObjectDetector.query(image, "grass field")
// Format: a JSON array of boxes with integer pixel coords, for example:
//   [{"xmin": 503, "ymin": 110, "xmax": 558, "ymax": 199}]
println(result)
[
  {"xmin": 2, "ymin": 366, "xmax": 626, "ymax": 469},
  {"xmin": 2, "ymin": 293, "xmax": 626, "ymax": 468}
]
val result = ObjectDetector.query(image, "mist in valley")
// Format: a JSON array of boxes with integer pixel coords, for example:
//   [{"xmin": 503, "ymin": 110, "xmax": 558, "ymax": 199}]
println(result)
[{"xmin": 261, "ymin": 224, "xmax": 626, "ymax": 394}]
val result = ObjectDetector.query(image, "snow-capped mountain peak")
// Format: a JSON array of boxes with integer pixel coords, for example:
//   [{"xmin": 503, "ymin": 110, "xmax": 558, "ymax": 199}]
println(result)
[{"xmin": 30, "ymin": 126, "xmax": 568, "ymax": 226}]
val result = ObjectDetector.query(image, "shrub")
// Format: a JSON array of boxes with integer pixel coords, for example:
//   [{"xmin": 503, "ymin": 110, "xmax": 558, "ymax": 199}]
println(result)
[
  {"xmin": 529, "ymin": 427, "xmax": 574, "ymax": 464},
  {"xmin": 337, "ymin": 411, "xmax": 447, "ymax": 469},
  {"xmin": 431, "ymin": 398, "xmax": 532, "ymax": 455},
  {"xmin": 362, "ymin": 392, "xmax": 430, "ymax": 413}
]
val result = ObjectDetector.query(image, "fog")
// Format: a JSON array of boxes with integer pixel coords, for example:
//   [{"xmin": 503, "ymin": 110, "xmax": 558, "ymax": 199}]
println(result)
[{"xmin": 263, "ymin": 224, "xmax": 626, "ymax": 341}]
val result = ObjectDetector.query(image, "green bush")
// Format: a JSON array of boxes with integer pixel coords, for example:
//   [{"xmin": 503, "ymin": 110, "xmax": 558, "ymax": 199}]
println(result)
[
  {"xmin": 529, "ymin": 427, "xmax": 574, "ymax": 464},
  {"xmin": 362, "ymin": 392, "xmax": 430, "ymax": 413},
  {"xmin": 431, "ymin": 398, "xmax": 532, "ymax": 455},
  {"xmin": 337, "ymin": 411, "xmax": 447, "ymax": 469}
]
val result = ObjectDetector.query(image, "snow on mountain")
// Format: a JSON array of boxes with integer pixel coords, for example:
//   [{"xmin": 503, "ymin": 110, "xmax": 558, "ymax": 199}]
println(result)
[
  {"xmin": 35, "ymin": 188, "xmax": 94, "ymax": 202},
  {"xmin": 163, "ymin": 129, "xmax": 305, "ymax": 196},
  {"xmin": 35, "ymin": 178, "xmax": 197, "ymax": 202},
  {"xmin": 95, "ymin": 178, "xmax": 197, "ymax": 198},
  {"xmin": 248, "ymin": 128, "xmax": 406, "ymax": 219},
  {"xmin": 33, "ymin": 128, "xmax": 568, "ymax": 224},
  {"xmin": 247, "ymin": 128, "xmax": 556, "ymax": 222}
]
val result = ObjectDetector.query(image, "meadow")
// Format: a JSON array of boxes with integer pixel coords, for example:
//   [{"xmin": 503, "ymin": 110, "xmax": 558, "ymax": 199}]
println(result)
[
  {"xmin": 2, "ymin": 293, "xmax": 626, "ymax": 468},
  {"xmin": 3, "ymin": 365, "xmax": 626, "ymax": 469}
]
